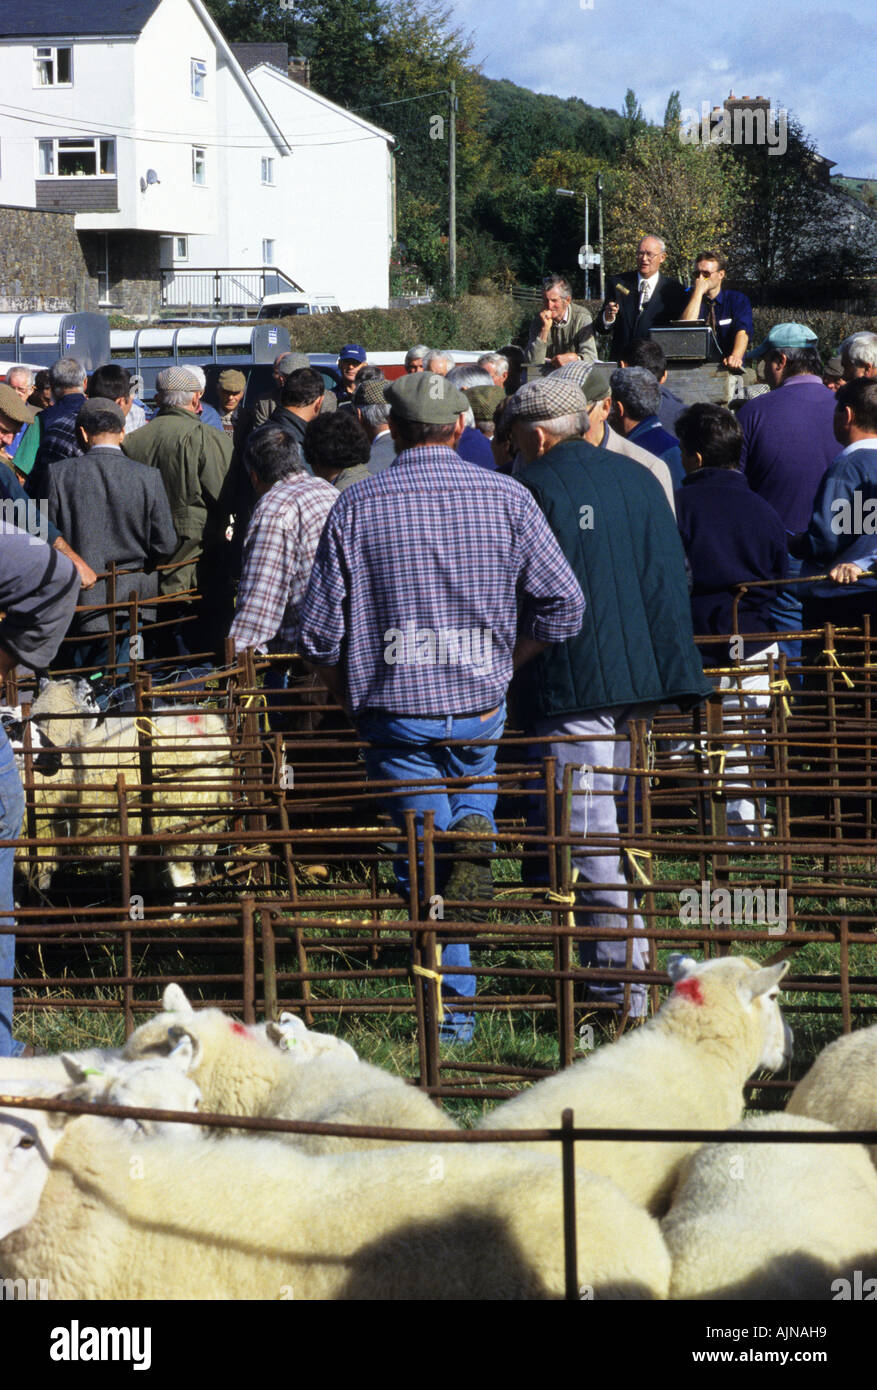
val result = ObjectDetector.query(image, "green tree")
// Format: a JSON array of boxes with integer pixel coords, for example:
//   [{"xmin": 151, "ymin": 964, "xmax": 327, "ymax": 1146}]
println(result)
[
  {"xmin": 605, "ymin": 127, "xmax": 744, "ymax": 281},
  {"xmin": 663, "ymin": 90, "xmax": 682, "ymax": 134},
  {"xmin": 621, "ymin": 88, "xmax": 646, "ymax": 147}
]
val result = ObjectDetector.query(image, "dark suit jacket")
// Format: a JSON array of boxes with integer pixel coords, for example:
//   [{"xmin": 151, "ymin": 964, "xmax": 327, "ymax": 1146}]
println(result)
[
  {"xmin": 45, "ymin": 446, "xmax": 177, "ymax": 632},
  {"xmin": 599, "ymin": 272, "xmax": 687, "ymax": 362}
]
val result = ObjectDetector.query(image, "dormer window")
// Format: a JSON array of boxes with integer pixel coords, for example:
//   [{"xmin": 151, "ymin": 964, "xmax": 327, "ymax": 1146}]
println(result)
[{"xmin": 34, "ymin": 46, "xmax": 72, "ymax": 87}]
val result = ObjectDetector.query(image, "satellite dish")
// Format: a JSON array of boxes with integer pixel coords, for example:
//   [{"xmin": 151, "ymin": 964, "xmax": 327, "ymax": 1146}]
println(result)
[{"xmin": 146, "ymin": 169, "xmax": 160, "ymax": 185}]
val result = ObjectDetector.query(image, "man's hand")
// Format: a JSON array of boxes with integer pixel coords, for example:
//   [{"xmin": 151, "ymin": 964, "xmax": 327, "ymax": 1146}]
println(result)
[
  {"xmin": 602, "ymin": 301, "xmax": 619, "ymax": 326},
  {"xmin": 551, "ymin": 352, "xmax": 579, "ymax": 368},
  {"xmin": 538, "ymin": 308, "xmax": 554, "ymax": 339},
  {"xmin": 54, "ymin": 538, "xmax": 97, "ymax": 590},
  {"xmin": 723, "ymin": 353, "xmax": 745, "ymax": 371},
  {"xmin": 830, "ymin": 562, "xmax": 866, "ymax": 585}
]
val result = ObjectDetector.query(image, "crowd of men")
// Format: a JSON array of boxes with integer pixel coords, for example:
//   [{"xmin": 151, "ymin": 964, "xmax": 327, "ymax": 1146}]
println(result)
[{"xmin": 1, "ymin": 238, "xmax": 877, "ymax": 1053}]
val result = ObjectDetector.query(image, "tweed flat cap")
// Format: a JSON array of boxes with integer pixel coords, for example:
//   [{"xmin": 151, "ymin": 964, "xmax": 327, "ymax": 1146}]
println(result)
[
  {"xmin": 824, "ymin": 355, "xmax": 844, "ymax": 380},
  {"xmin": 464, "ymin": 384, "xmax": 506, "ymax": 420},
  {"xmin": 386, "ymin": 372, "xmax": 469, "ymax": 424},
  {"xmin": 354, "ymin": 377, "xmax": 389, "ymax": 408},
  {"xmin": 156, "ymin": 366, "xmax": 200, "ymax": 393},
  {"xmin": 77, "ymin": 397, "xmax": 126, "ymax": 431},
  {"xmin": 0, "ymin": 384, "xmax": 36, "ymax": 428},
  {"xmin": 218, "ymin": 369, "xmax": 246, "ymax": 391},
  {"xmin": 505, "ymin": 378, "xmax": 588, "ymax": 423},
  {"xmin": 276, "ymin": 352, "xmax": 310, "ymax": 376}
]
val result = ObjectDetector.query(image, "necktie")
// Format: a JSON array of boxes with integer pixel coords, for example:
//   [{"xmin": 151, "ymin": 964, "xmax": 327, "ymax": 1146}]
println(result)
[
  {"xmin": 639, "ymin": 281, "xmax": 652, "ymax": 312},
  {"xmin": 706, "ymin": 298, "xmax": 718, "ymax": 335}
]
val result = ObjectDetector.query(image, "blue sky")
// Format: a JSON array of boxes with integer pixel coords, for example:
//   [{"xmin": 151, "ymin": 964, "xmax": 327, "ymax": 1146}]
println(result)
[{"xmin": 448, "ymin": 0, "xmax": 876, "ymax": 178}]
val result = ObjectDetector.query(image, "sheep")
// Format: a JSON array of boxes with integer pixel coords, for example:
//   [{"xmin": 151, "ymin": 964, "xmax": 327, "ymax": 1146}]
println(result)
[
  {"xmin": 22, "ymin": 679, "xmax": 233, "ymax": 893},
  {"xmin": 476, "ymin": 954, "xmax": 793, "ymax": 1215},
  {"xmin": 123, "ymin": 984, "xmax": 458, "ymax": 1150},
  {"xmin": 0, "ymin": 1046, "xmax": 120, "ymax": 1089},
  {"xmin": 787, "ymin": 1023, "xmax": 877, "ymax": 1166},
  {"xmin": 262, "ymin": 1012, "xmax": 360, "ymax": 1064},
  {"xmin": 0, "ymin": 1041, "xmax": 202, "ymax": 1140},
  {"xmin": 0, "ymin": 1105, "xmax": 672, "ymax": 1299},
  {"xmin": 661, "ymin": 1113, "xmax": 877, "ymax": 1299}
]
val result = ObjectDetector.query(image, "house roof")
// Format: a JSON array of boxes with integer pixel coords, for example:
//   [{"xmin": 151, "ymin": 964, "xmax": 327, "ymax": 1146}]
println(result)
[
  {"xmin": 0, "ymin": 1, "xmax": 162, "ymax": 37},
  {"xmin": 249, "ymin": 62, "xmax": 395, "ymax": 147},
  {"xmin": 230, "ymin": 43, "xmax": 289, "ymax": 75}
]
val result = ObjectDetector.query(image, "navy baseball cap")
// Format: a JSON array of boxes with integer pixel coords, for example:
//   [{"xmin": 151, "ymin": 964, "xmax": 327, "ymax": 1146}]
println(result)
[{"xmin": 338, "ymin": 343, "xmax": 367, "ymax": 363}]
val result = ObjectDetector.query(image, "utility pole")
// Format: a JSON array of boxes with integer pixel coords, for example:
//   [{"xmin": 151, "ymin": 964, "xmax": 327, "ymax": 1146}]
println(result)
[
  {"xmin": 449, "ymin": 80, "xmax": 457, "ymax": 298},
  {"xmin": 596, "ymin": 173, "xmax": 605, "ymax": 300}
]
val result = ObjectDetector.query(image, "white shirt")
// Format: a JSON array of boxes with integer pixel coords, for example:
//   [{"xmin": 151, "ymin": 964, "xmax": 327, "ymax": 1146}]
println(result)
[{"xmin": 637, "ymin": 271, "xmax": 660, "ymax": 296}]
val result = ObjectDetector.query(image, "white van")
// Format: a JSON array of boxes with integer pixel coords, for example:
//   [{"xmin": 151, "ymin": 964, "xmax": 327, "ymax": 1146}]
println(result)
[{"xmin": 258, "ymin": 292, "xmax": 341, "ymax": 320}]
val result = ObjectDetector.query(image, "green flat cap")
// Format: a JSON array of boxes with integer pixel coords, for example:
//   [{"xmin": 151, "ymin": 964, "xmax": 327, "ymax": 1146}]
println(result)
[
  {"xmin": 0, "ymin": 383, "xmax": 36, "ymax": 428},
  {"xmin": 218, "ymin": 368, "xmax": 246, "ymax": 391},
  {"xmin": 386, "ymin": 371, "xmax": 469, "ymax": 424},
  {"xmin": 464, "ymin": 384, "xmax": 506, "ymax": 420},
  {"xmin": 553, "ymin": 361, "xmax": 612, "ymax": 403}
]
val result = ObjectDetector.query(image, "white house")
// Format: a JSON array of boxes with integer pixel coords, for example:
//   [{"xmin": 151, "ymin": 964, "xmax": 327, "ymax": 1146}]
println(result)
[{"xmin": 0, "ymin": 0, "xmax": 395, "ymax": 314}]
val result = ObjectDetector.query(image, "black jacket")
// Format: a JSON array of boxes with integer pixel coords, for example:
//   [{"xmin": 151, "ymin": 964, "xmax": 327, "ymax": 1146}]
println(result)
[{"xmin": 600, "ymin": 271, "xmax": 688, "ymax": 362}]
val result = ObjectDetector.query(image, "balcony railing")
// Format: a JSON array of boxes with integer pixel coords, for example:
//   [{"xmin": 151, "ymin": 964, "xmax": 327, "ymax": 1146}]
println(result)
[{"xmin": 160, "ymin": 266, "xmax": 302, "ymax": 310}]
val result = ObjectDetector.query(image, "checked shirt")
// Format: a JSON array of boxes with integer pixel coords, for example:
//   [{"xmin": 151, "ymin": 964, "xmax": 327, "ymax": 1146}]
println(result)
[
  {"xmin": 297, "ymin": 445, "xmax": 585, "ymax": 717},
  {"xmin": 230, "ymin": 472, "xmax": 337, "ymax": 654}
]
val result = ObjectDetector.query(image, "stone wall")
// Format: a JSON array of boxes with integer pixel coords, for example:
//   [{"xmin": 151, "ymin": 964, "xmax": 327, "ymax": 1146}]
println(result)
[
  {"xmin": 0, "ymin": 204, "xmax": 99, "ymax": 312},
  {"xmin": 78, "ymin": 231, "xmax": 162, "ymax": 319}
]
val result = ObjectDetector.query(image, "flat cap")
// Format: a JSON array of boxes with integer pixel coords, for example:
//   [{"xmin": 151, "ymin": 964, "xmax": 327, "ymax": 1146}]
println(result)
[
  {"xmin": 156, "ymin": 366, "xmax": 200, "ymax": 393},
  {"xmin": 464, "ymin": 384, "xmax": 506, "ymax": 420},
  {"xmin": 824, "ymin": 355, "xmax": 844, "ymax": 380},
  {"xmin": 76, "ymin": 396, "xmax": 126, "ymax": 431},
  {"xmin": 748, "ymin": 321, "xmax": 818, "ymax": 360},
  {"xmin": 553, "ymin": 360, "xmax": 613, "ymax": 401},
  {"xmin": 276, "ymin": 352, "xmax": 310, "ymax": 376},
  {"xmin": 386, "ymin": 371, "xmax": 469, "ymax": 424},
  {"xmin": 354, "ymin": 377, "xmax": 390, "ymax": 408},
  {"xmin": 0, "ymin": 384, "xmax": 36, "ymax": 428},
  {"xmin": 218, "ymin": 368, "xmax": 246, "ymax": 391},
  {"xmin": 505, "ymin": 377, "xmax": 589, "ymax": 423}
]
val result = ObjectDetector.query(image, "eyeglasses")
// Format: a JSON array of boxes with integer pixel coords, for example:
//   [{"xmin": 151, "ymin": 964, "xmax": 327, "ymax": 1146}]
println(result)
[{"xmin": 638, "ymin": 251, "xmax": 661, "ymax": 260}]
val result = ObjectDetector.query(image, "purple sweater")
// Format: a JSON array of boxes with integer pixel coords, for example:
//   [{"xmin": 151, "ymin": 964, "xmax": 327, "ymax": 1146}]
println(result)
[{"xmin": 737, "ymin": 375, "xmax": 838, "ymax": 532}]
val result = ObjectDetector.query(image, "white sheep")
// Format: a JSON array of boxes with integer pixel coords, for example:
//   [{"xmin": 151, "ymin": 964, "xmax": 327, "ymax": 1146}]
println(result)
[
  {"xmin": 787, "ymin": 1023, "xmax": 877, "ymax": 1166},
  {"xmin": 24, "ymin": 679, "xmax": 232, "ymax": 892},
  {"xmin": 262, "ymin": 1012, "xmax": 359, "ymax": 1064},
  {"xmin": 0, "ymin": 1046, "xmax": 120, "ymax": 1088},
  {"xmin": 477, "ymin": 954, "xmax": 793, "ymax": 1214},
  {"xmin": 0, "ymin": 1041, "xmax": 202, "ymax": 1140},
  {"xmin": 661, "ymin": 1113, "xmax": 877, "ymax": 1299},
  {"xmin": 0, "ymin": 1106, "xmax": 671, "ymax": 1299},
  {"xmin": 123, "ymin": 984, "xmax": 457, "ymax": 1149}
]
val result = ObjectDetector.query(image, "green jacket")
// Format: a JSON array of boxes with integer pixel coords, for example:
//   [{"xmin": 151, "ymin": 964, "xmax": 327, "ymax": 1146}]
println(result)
[
  {"xmin": 524, "ymin": 301, "xmax": 598, "ymax": 371},
  {"xmin": 122, "ymin": 407, "xmax": 233, "ymax": 595},
  {"xmin": 514, "ymin": 437, "xmax": 713, "ymax": 722}
]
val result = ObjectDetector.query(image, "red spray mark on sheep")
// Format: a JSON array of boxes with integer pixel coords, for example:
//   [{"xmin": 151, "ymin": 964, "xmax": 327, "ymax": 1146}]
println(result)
[
  {"xmin": 674, "ymin": 978, "xmax": 705, "ymax": 1006},
  {"xmin": 229, "ymin": 1021, "xmax": 250, "ymax": 1037}
]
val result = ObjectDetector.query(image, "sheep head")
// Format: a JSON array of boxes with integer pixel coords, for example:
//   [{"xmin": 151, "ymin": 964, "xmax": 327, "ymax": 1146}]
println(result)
[
  {"xmin": 265, "ymin": 1013, "xmax": 359, "ymax": 1065},
  {"xmin": 0, "ymin": 1080, "xmax": 68, "ymax": 1240},
  {"xmin": 665, "ymin": 954, "xmax": 793, "ymax": 1074},
  {"xmin": 59, "ymin": 1040, "xmax": 202, "ymax": 1137},
  {"xmin": 30, "ymin": 678, "xmax": 101, "ymax": 748}
]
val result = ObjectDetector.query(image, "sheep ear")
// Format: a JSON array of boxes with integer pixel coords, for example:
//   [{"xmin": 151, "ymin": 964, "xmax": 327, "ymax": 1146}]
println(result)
[
  {"xmin": 60, "ymin": 1054, "xmax": 90, "ymax": 1083},
  {"xmin": 667, "ymin": 954, "xmax": 699, "ymax": 983},
  {"xmin": 167, "ymin": 1025, "xmax": 201, "ymax": 1067},
  {"xmin": 279, "ymin": 1013, "xmax": 308, "ymax": 1036},
  {"xmin": 166, "ymin": 1034, "xmax": 197, "ymax": 1073},
  {"xmin": 162, "ymin": 984, "xmax": 193, "ymax": 1015},
  {"xmin": 266, "ymin": 1022, "xmax": 285, "ymax": 1047},
  {"xmin": 741, "ymin": 960, "xmax": 790, "ymax": 1002}
]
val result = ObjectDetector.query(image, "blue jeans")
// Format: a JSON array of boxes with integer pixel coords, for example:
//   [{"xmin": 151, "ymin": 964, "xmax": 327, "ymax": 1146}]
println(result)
[
  {"xmin": 0, "ymin": 728, "xmax": 26, "ymax": 1057},
  {"xmin": 357, "ymin": 704, "xmax": 506, "ymax": 1013}
]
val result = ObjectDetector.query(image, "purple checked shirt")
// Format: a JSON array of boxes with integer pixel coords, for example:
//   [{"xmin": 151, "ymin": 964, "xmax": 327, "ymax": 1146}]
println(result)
[
  {"xmin": 297, "ymin": 445, "xmax": 585, "ymax": 717},
  {"xmin": 230, "ymin": 472, "xmax": 337, "ymax": 654}
]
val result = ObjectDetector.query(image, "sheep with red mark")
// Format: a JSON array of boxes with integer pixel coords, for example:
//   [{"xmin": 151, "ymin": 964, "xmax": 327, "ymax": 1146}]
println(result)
[
  {"xmin": 123, "ymin": 985, "xmax": 457, "ymax": 1148},
  {"xmin": 476, "ymin": 954, "xmax": 793, "ymax": 1214},
  {"xmin": 23, "ymin": 679, "xmax": 232, "ymax": 894}
]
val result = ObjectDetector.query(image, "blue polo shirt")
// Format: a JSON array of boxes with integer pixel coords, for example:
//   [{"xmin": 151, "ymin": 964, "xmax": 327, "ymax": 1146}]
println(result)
[
  {"xmin": 628, "ymin": 416, "xmax": 684, "ymax": 488},
  {"xmin": 688, "ymin": 287, "xmax": 754, "ymax": 357}
]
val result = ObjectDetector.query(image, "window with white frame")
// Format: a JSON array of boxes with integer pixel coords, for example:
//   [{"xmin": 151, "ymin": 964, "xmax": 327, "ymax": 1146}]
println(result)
[
  {"xmin": 175, "ymin": 236, "xmax": 189, "ymax": 261},
  {"xmin": 260, "ymin": 156, "xmax": 275, "ymax": 186},
  {"xmin": 37, "ymin": 137, "xmax": 115, "ymax": 177},
  {"xmin": 190, "ymin": 58, "xmax": 207, "ymax": 99},
  {"xmin": 262, "ymin": 239, "xmax": 275, "ymax": 266},
  {"xmin": 192, "ymin": 147, "xmax": 207, "ymax": 185},
  {"xmin": 34, "ymin": 45, "xmax": 72, "ymax": 87}
]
